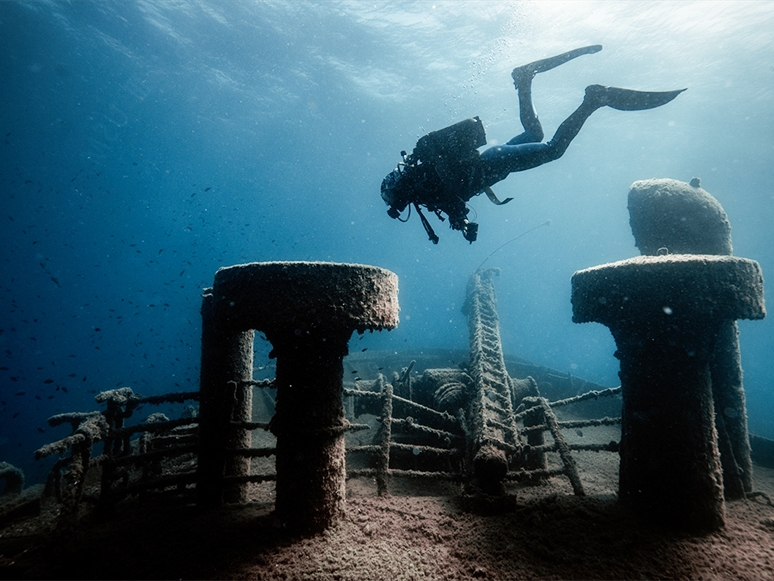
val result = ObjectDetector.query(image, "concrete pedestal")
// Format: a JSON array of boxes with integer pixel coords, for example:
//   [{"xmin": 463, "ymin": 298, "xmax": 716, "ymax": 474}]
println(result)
[
  {"xmin": 628, "ymin": 178, "xmax": 755, "ymax": 499},
  {"xmin": 572, "ymin": 255, "xmax": 765, "ymax": 530},
  {"xmin": 197, "ymin": 261, "xmax": 399, "ymax": 532}
]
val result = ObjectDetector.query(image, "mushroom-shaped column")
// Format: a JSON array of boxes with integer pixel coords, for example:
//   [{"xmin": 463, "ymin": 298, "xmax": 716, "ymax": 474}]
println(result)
[
  {"xmin": 628, "ymin": 177, "xmax": 754, "ymax": 499},
  {"xmin": 572, "ymin": 255, "xmax": 765, "ymax": 530},
  {"xmin": 198, "ymin": 261, "xmax": 399, "ymax": 531}
]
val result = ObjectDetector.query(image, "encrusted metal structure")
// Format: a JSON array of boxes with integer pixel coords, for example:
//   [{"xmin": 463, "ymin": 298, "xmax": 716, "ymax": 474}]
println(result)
[
  {"xmin": 33, "ymin": 387, "xmax": 200, "ymax": 531},
  {"xmin": 462, "ymin": 269, "xmax": 522, "ymax": 494},
  {"xmin": 345, "ymin": 375, "xmax": 465, "ymax": 495}
]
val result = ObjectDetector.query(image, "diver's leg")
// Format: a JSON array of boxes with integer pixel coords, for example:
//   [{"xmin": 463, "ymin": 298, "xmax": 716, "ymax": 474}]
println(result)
[
  {"xmin": 478, "ymin": 142, "xmax": 553, "ymax": 186},
  {"xmin": 547, "ymin": 84, "xmax": 687, "ymax": 158},
  {"xmin": 480, "ymin": 85, "xmax": 608, "ymax": 177},
  {"xmin": 478, "ymin": 84, "xmax": 686, "ymax": 185},
  {"xmin": 506, "ymin": 45, "xmax": 603, "ymax": 146},
  {"xmin": 540, "ymin": 85, "xmax": 604, "ymax": 160},
  {"xmin": 497, "ymin": 85, "xmax": 687, "ymax": 169},
  {"xmin": 506, "ymin": 71, "xmax": 543, "ymax": 145}
]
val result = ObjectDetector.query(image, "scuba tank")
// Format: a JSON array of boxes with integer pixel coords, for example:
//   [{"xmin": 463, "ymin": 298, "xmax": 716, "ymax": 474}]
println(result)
[
  {"xmin": 414, "ymin": 116, "xmax": 487, "ymax": 181},
  {"xmin": 407, "ymin": 116, "xmax": 487, "ymax": 198}
]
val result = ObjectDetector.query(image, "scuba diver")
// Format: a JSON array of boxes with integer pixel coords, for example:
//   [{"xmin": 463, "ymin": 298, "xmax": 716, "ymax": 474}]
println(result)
[{"xmin": 380, "ymin": 45, "xmax": 686, "ymax": 243}]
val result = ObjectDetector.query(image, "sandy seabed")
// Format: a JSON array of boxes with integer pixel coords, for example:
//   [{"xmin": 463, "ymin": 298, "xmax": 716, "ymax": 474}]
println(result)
[
  {"xmin": 2, "ymin": 435, "xmax": 774, "ymax": 581},
  {"xmin": 254, "ymin": 464, "xmax": 774, "ymax": 581}
]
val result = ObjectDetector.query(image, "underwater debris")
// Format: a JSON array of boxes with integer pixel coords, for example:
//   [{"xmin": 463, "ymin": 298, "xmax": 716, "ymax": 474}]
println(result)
[
  {"xmin": 30, "ymin": 258, "xmax": 626, "ymax": 541},
  {"xmin": 376, "ymin": 378, "xmax": 393, "ymax": 496},
  {"xmin": 401, "ymin": 271, "xmax": 613, "ymax": 497},
  {"xmin": 391, "ymin": 359, "xmax": 415, "ymax": 400},
  {"xmin": 34, "ymin": 388, "xmax": 200, "ymax": 529},
  {"xmin": 344, "ymin": 375, "xmax": 465, "ymax": 491},
  {"xmin": 628, "ymin": 177, "xmax": 732, "ymax": 257}
]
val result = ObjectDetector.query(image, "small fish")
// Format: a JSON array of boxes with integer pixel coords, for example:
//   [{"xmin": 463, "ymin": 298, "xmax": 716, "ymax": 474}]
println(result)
[
  {"xmin": 205, "ymin": 187, "xmax": 211, "ymax": 192},
  {"xmin": 361, "ymin": 348, "xmax": 368, "ymax": 352},
  {"xmin": 14, "ymin": 391, "xmax": 25, "ymax": 396},
  {"xmin": 43, "ymin": 379, "xmax": 54, "ymax": 384},
  {"xmin": 37, "ymin": 427, "xmax": 45, "ymax": 433}
]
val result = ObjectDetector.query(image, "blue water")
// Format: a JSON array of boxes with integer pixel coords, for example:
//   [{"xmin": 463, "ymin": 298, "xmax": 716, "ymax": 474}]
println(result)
[{"xmin": 2, "ymin": 1, "xmax": 773, "ymax": 484}]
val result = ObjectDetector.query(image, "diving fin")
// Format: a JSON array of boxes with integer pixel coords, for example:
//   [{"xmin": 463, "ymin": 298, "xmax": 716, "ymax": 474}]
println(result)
[
  {"xmin": 593, "ymin": 85, "xmax": 687, "ymax": 111},
  {"xmin": 484, "ymin": 187, "xmax": 513, "ymax": 206},
  {"xmin": 512, "ymin": 45, "xmax": 602, "ymax": 84}
]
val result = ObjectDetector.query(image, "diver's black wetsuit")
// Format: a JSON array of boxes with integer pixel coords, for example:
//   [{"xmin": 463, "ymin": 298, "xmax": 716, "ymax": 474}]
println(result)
[
  {"xmin": 397, "ymin": 84, "xmax": 627, "ymax": 241},
  {"xmin": 381, "ymin": 45, "xmax": 685, "ymax": 243},
  {"xmin": 459, "ymin": 86, "xmax": 611, "ymax": 202},
  {"xmin": 477, "ymin": 84, "xmax": 596, "ymax": 185}
]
